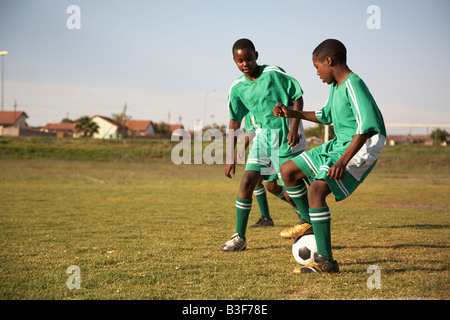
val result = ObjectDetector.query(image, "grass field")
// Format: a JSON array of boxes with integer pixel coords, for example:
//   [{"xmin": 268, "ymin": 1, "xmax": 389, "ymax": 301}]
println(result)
[{"xmin": 0, "ymin": 137, "xmax": 449, "ymax": 300}]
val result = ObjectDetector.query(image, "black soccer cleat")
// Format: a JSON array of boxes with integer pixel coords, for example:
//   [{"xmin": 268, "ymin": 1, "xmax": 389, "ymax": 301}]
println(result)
[
  {"xmin": 293, "ymin": 253, "xmax": 340, "ymax": 274},
  {"xmin": 250, "ymin": 217, "xmax": 274, "ymax": 228}
]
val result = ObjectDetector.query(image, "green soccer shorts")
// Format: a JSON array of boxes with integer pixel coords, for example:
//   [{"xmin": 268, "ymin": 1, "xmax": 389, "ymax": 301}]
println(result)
[
  {"xmin": 291, "ymin": 144, "xmax": 362, "ymax": 201},
  {"xmin": 245, "ymin": 138, "xmax": 302, "ymax": 186}
]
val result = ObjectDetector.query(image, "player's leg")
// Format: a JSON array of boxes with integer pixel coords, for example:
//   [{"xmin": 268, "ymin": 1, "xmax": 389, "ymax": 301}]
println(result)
[
  {"xmin": 307, "ymin": 179, "xmax": 332, "ymax": 260},
  {"xmin": 278, "ymin": 160, "xmax": 312, "ymax": 239},
  {"xmin": 251, "ymin": 176, "xmax": 274, "ymax": 227},
  {"xmin": 236, "ymin": 170, "xmax": 261, "ymax": 235},
  {"xmin": 265, "ymin": 180, "xmax": 302, "ymax": 223},
  {"xmin": 265, "ymin": 179, "xmax": 289, "ymax": 204},
  {"xmin": 221, "ymin": 170, "xmax": 261, "ymax": 251},
  {"xmin": 294, "ymin": 179, "xmax": 339, "ymax": 273}
]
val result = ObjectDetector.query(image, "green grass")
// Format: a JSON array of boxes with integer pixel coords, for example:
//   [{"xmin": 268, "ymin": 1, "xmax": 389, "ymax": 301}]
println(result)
[
  {"xmin": 0, "ymin": 138, "xmax": 449, "ymax": 300},
  {"xmin": 0, "ymin": 136, "xmax": 176, "ymax": 161}
]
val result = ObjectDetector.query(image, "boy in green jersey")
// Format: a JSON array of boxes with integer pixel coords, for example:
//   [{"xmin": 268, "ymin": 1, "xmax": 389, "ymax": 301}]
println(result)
[
  {"xmin": 221, "ymin": 38, "xmax": 309, "ymax": 251},
  {"xmin": 273, "ymin": 39, "xmax": 386, "ymax": 273}
]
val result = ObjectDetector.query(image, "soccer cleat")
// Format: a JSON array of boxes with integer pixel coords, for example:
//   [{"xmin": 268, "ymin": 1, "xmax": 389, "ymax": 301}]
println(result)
[
  {"xmin": 220, "ymin": 233, "xmax": 247, "ymax": 251},
  {"xmin": 280, "ymin": 222, "xmax": 313, "ymax": 239},
  {"xmin": 293, "ymin": 253, "xmax": 340, "ymax": 274},
  {"xmin": 250, "ymin": 217, "xmax": 274, "ymax": 228}
]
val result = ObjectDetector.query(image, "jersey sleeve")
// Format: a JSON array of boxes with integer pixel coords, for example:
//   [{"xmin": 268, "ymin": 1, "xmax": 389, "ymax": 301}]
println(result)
[
  {"xmin": 268, "ymin": 66, "xmax": 303, "ymax": 104},
  {"xmin": 345, "ymin": 77, "xmax": 385, "ymax": 136},
  {"xmin": 287, "ymin": 77, "xmax": 303, "ymax": 102},
  {"xmin": 280, "ymin": 70, "xmax": 303, "ymax": 103},
  {"xmin": 315, "ymin": 97, "xmax": 333, "ymax": 125},
  {"xmin": 228, "ymin": 85, "xmax": 248, "ymax": 123}
]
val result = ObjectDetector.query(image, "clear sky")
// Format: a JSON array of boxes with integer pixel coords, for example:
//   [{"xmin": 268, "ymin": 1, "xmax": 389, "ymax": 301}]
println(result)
[{"xmin": 0, "ymin": 0, "xmax": 449, "ymax": 134}]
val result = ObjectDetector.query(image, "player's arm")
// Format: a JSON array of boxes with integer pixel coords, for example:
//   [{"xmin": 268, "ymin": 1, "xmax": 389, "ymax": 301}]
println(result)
[
  {"xmin": 286, "ymin": 97, "xmax": 303, "ymax": 147},
  {"xmin": 273, "ymin": 103, "xmax": 321, "ymax": 124},
  {"xmin": 225, "ymin": 119, "xmax": 241, "ymax": 178},
  {"xmin": 327, "ymin": 132, "xmax": 372, "ymax": 180}
]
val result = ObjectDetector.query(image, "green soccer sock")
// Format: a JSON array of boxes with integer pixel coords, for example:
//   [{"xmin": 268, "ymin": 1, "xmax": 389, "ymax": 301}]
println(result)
[
  {"xmin": 235, "ymin": 197, "xmax": 252, "ymax": 239},
  {"xmin": 274, "ymin": 186, "xmax": 302, "ymax": 221},
  {"xmin": 309, "ymin": 206, "xmax": 333, "ymax": 263},
  {"xmin": 294, "ymin": 208, "xmax": 302, "ymax": 222},
  {"xmin": 253, "ymin": 186, "xmax": 270, "ymax": 219},
  {"xmin": 284, "ymin": 182, "xmax": 310, "ymax": 223},
  {"xmin": 274, "ymin": 186, "xmax": 288, "ymax": 203}
]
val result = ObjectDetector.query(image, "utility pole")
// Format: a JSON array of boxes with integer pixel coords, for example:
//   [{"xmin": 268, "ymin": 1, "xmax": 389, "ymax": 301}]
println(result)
[{"xmin": 0, "ymin": 50, "xmax": 8, "ymax": 111}]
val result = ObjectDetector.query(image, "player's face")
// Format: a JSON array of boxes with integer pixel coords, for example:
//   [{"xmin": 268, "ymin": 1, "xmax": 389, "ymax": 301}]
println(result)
[
  {"xmin": 233, "ymin": 48, "xmax": 259, "ymax": 80},
  {"xmin": 313, "ymin": 55, "xmax": 334, "ymax": 84}
]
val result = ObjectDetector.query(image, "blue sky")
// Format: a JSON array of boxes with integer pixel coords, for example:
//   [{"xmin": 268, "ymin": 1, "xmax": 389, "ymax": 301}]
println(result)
[{"xmin": 0, "ymin": 0, "xmax": 449, "ymax": 133}]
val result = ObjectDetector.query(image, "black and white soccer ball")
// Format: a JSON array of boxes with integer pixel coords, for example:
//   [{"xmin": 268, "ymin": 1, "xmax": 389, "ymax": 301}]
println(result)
[{"xmin": 292, "ymin": 234, "xmax": 317, "ymax": 265}]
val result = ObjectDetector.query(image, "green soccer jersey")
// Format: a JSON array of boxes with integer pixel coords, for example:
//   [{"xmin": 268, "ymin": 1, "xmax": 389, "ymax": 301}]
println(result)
[
  {"xmin": 315, "ymin": 72, "xmax": 386, "ymax": 182},
  {"xmin": 228, "ymin": 65, "xmax": 306, "ymax": 156},
  {"xmin": 244, "ymin": 113, "xmax": 257, "ymax": 133}
]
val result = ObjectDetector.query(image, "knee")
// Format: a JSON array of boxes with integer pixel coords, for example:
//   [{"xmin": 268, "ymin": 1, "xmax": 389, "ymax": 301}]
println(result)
[
  {"xmin": 240, "ymin": 171, "xmax": 259, "ymax": 191},
  {"xmin": 240, "ymin": 172, "xmax": 253, "ymax": 189},
  {"xmin": 280, "ymin": 162, "xmax": 292, "ymax": 185},
  {"xmin": 307, "ymin": 183, "xmax": 321, "ymax": 201},
  {"xmin": 307, "ymin": 180, "xmax": 330, "ymax": 206},
  {"xmin": 280, "ymin": 161, "xmax": 300, "ymax": 187}
]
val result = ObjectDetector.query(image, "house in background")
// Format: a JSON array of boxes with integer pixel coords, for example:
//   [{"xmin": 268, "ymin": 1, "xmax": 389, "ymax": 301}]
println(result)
[
  {"xmin": 44, "ymin": 122, "xmax": 76, "ymax": 138},
  {"xmin": 122, "ymin": 119, "xmax": 155, "ymax": 137},
  {"xmin": 0, "ymin": 110, "xmax": 29, "ymax": 136},
  {"xmin": 91, "ymin": 115, "xmax": 127, "ymax": 139}
]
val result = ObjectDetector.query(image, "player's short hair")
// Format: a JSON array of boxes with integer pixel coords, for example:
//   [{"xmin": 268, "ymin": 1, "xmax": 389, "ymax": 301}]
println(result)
[
  {"xmin": 313, "ymin": 39, "xmax": 347, "ymax": 64},
  {"xmin": 232, "ymin": 38, "xmax": 256, "ymax": 55}
]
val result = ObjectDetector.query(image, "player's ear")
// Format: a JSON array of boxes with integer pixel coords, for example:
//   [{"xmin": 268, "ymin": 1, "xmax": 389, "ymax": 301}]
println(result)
[
  {"xmin": 254, "ymin": 51, "xmax": 259, "ymax": 60},
  {"xmin": 327, "ymin": 56, "xmax": 339, "ymax": 67}
]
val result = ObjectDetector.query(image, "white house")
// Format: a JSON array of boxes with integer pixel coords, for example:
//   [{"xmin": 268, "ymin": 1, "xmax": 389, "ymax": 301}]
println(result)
[
  {"xmin": 91, "ymin": 115, "xmax": 127, "ymax": 139},
  {"xmin": 0, "ymin": 111, "xmax": 28, "ymax": 136}
]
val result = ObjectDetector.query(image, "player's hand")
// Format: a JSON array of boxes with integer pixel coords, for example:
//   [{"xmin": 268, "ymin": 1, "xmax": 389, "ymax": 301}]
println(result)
[
  {"xmin": 287, "ymin": 130, "xmax": 299, "ymax": 148},
  {"xmin": 273, "ymin": 103, "xmax": 291, "ymax": 118},
  {"xmin": 224, "ymin": 163, "xmax": 235, "ymax": 178},
  {"xmin": 237, "ymin": 148, "xmax": 246, "ymax": 163},
  {"xmin": 327, "ymin": 161, "xmax": 346, "ymax": 180}
]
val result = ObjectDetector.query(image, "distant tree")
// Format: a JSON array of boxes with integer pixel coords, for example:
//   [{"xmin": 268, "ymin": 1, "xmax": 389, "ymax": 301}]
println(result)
[
  {"xmin": 112, "ymin": 102, "xmax": 131, "ymax": 122},
  {"xmin": 203, "ymin": 122, "xmax": 227, "ymax": 135},
  {"xmin": 430, "ymin": 129, "xmax": 449, "ymax": 143},
  {"xmin": 74, "ymin": 116, "xmax": 100, "ymax": 137},
  {"xmin": 111, "ymin": 113, "xmax": 132, "ymax": 122},
  {"xmin": 156, "ymin": 121, "xmax": 169, "ymax": 134},
  {"xmin": 61, "ymin": 117, "xmax": 74, "ymax": 123}
]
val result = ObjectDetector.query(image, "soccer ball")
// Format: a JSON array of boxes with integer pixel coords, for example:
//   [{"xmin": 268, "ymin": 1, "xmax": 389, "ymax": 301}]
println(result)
[{"xmin": 292, "ymin": 234, "xmax": 317, "ymax": 265}]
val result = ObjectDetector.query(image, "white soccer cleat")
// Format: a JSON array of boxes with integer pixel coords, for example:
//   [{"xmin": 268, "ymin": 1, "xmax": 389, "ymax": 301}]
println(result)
[{"xmin": 220, "ymin": 233, "xmax": 247, "ymax": 251}]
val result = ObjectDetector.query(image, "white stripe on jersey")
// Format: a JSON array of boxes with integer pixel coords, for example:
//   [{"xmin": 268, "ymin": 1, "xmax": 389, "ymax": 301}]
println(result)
[
  {"xmin": 262, "ymin": 66, "xmax": 299, "ymax": 83},
  {"xmin": 345, "ymin": 79, "xmax": 363, "ymax": 135}
]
